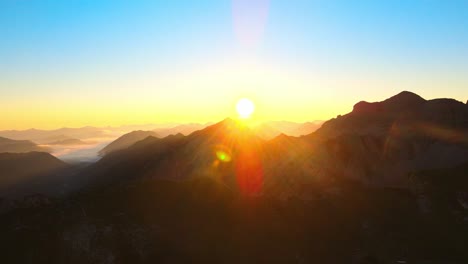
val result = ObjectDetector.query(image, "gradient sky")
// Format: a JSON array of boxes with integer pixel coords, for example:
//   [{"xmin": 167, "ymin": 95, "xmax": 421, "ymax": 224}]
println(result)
[{"xmin": 1, "ymin": 0, "xmax": 468, "ymax": 129}]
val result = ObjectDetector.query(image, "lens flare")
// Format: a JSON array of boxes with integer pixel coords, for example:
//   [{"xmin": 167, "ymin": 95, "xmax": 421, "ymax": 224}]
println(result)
[
  {"xmin": 216, "ymin": 150, "xmax": 232, "ymax": 162},
  {"xmin": 236, "ymin": 98, "xmax": 255, "ymax": 118},
  {"xmin": 236, "ymin": 145, "xmax": 263, "ymax": 196}
]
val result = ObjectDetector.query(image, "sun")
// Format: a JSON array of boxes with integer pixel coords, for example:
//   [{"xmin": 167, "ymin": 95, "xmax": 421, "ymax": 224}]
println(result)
[{"xmin": 236, "ymin": 98, "xmax": 255, "ymax": 118}]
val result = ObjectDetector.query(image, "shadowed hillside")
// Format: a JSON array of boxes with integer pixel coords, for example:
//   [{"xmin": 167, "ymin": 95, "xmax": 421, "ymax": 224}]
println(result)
[
  {"xmin": 0, "ymin": 137, "xmax": 50, "ymax": 153},
  {"xmin": 0, "ymin": 152, "xmax": 69, "ymax": 193},
  {"xmin": 99, "ymin": 130, "xmax": 159, "ymax": 156}
]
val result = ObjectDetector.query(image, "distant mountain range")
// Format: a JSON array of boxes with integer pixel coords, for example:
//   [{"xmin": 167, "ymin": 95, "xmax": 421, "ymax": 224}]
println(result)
[
  {"xmin": 253, "ymin": 120, "xmax": 323, "ymax": 139},
  {"xmin": 46, "ymin": 138, "xmax": 89, "ymax": 146},
  {"xmin": 154, "ymin": 123, "xmax": 210, "ymax": 137},
  {"xmin": 98, "ymin": 121, "xmax": 323, "ymax": 156},
  {"xmin": 0, "ymin": 126, "xmax": 108, "ymax": 144},
  {"xmin": 0, "ymin": 124, "xmax": 210, "ymax": 144},
  {"xmin": 0, "ymin": 136, "xmax": 50, "ymax": 153}
]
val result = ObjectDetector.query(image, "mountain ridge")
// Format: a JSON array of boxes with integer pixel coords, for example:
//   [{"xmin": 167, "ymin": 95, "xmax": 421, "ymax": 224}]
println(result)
[
  {"xmin": 0, "ymin": 136, "xmax": 50, "ymax": 153},
  {"xmin": 81, "ymin": 91, "xmax": 468, "ymax": 193}
]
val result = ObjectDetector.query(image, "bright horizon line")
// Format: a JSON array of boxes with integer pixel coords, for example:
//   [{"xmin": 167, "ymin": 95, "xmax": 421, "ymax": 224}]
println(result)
[{"xmin": 0, "ymin": 118, "xmax": 325, "ymax": 131}]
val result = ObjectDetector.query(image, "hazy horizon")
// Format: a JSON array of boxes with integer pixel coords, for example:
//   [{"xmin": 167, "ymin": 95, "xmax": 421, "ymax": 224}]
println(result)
[{"xmin": 0, "ymin": 119, "xmax": 325, "ymax": 131}]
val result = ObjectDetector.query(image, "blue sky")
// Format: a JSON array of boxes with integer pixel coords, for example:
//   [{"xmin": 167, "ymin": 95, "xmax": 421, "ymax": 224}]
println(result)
[{"xmin": 1, "ymin": 0, "xmax": 468, "ymax": 129}]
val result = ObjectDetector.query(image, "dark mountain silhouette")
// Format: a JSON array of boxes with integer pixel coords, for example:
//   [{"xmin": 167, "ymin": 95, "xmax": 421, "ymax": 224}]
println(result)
[
  {"xmin": 99, "ymin": 130, "xmax": 159, "ymax": 156},
  {"xmin": 314, "ymin": 91, "xmax": 468, "ymax": 139},
  {"xmin": 98, "ymin": 124, "xmax": 219, "ymax": 157},
  {"xmin": 87, "ymin": 119, "xmax": 264, "ymax": 194},
  {"xmin": 102, "ymin": 121, "xmax": 322, "ymax": 158},
  {"xmin": 294, "ymin": 91, "xmax": 468, "ymax": 187},
  {"xmin": 0, "ymin": 136, "xmax": 50, "ymax": 153},
  {"xmin": 81, "ymin": 92, "xmax": 468, "ymax": 194},
  {"xmin": 0, "ymin": 152, "xmax": 68, "ymax": 192}
]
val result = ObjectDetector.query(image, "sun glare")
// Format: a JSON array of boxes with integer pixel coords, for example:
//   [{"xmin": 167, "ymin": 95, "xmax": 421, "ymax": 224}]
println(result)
[{"xmin": 236, "ymin": 98, "xmax": 255, "ymax": 118}]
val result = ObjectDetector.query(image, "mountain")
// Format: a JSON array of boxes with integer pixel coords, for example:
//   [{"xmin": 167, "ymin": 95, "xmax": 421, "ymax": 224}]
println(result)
[
  {"xmin": 295, "ymin": 91, "xmax": 468, "ymax": 187},
  {"xmin": 86, "ymin": 118, "xmax": 264, "ymax": 194},
  {"xmin": 47, "ymin": 138, "xmax": 88, "ymax": 145},
  {"xmin": 0, "ymin": 152, "xmax": 68, "ymax": 192},
  {"xmin": 0, "ymin": 137, "xmax": 50, "ymax": 153},
  {"xmin": 153, "ymin": 123, "xmax": 208, "ymax": 137},
  {"xmin": 98, "ymin": 130, "xmax": 159, "ymax": 156},
  {"xmin": 313, "ymin": 91, "xmax": 467, "ymax": 139},
  {"xmin": 98, "ymin": 124, "xmax": 211, "ymax": 156},
  {"xmin": 251, "ymin": 122, "xmax": 283, "ymax": 140},
  {"xmin": 253, "ymin": 121, "xmax": 323, "ymax": 139},
  {"xmin": 291, "ymin": 121, "xmax": 323, "ymax": 136},
  {"xmin": 100, "ymin": 121, "xmax": 321, "ymax": 158},
  {"xmin": 85, "ymin": 91, "xmax": 468, "ymax": 193},
  {"xmin": 259, "ymin": 121, "xmax": 300, "ymax": 134},
  {"xmin": 0, "ymin": 126, "xmax": 108, "ymax": 144},
  {"xmin": 409, "ymin": 160, "xmax": 468, "ymax": 215}
]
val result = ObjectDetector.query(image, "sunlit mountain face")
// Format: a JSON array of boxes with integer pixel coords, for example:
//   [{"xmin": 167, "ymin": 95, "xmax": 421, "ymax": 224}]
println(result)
[{"xmin": 2, "ymin": 0, "xmax": 468, "ymax": 263}]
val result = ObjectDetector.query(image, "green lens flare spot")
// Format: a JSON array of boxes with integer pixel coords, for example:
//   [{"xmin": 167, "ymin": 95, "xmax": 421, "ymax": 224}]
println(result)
[{"xmin": 216, "ymin": 150, "xmax": 231, "ymax": 162}]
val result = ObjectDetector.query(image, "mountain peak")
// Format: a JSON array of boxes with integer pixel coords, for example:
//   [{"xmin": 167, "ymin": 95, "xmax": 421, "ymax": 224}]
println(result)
[
  {"xmin": 275, "ymin": 133, "xmax": 289, "ymax": 139},
  {"xmin": 188, "ymin": 117, "xmax": 260, "ymax": 145},
  {"xmin": 352, "ymin": 91, "xmax": 426, "ymax": 114},
  {"xmin": 205, "ymin": 118, "xmax": 244, "ymax": 131},
  {"xmin": 220, "ymin": 117, "xmax": 237, "ymax": 126},
  {"xmin": 383, "ymin": 91, "xmax": 426, "ymax": 105}
]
